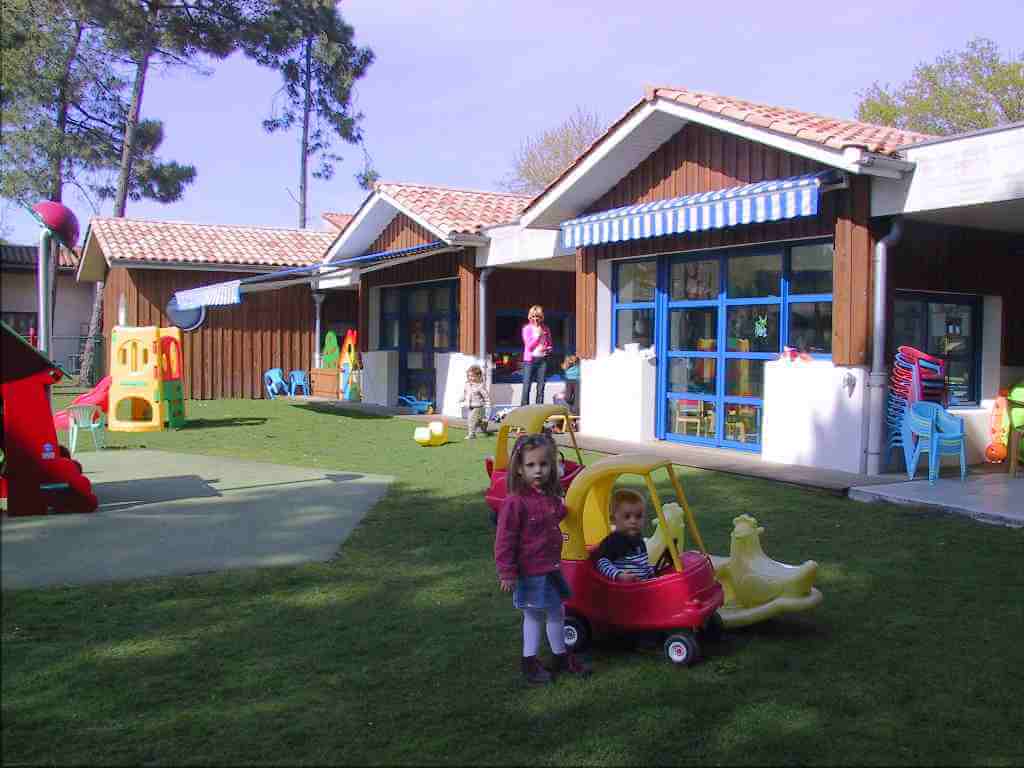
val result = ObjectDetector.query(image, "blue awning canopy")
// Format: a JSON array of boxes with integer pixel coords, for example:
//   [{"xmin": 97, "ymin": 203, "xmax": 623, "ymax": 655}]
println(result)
[
  {"xmin": 173, "ymin": 241, "xmax": 449, "ymax": 311},
  {"xmin": 560, "ymin": 170, "xmax": 841, "ymax": 250}
]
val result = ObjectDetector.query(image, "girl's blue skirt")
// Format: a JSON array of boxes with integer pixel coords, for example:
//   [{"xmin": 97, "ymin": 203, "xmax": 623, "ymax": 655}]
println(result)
[{"xmin": 513, "ymin": 570, "xmax": 571, "ymax": 610}]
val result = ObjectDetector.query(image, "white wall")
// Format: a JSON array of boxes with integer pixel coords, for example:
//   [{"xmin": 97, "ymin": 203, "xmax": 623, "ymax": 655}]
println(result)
[
  {"xmin": 436, "ymin": 352, "xmax": 481, "ymax": 417},
  {"xmin": 490, "ymin": 380, "xmax": 567, "ymax": 410},
  {"xmin": 579, "ymin": 347, "xmax": 657, "ymax": 442},
  {"xmin": 762, "ymin": 359, "xmax": 869, "ymax": 474},
  {"xmin": 596, "ymin": 259, "xmax": 613, "ymax": 357},
  {"xmin": 1, "ymin": 270, "xmax": 94, "ymax": 370},
  {"xmin": 872, "ymin": 126, "xmax": 1024, "ymax": 217},
  {"xmin": 478, "ymin": 224, "xmax": 573, "ymax": 268},
  {"xmin": 361, "ymin": 350, "xmax": 398, "ymax": 407},
  {"xmin": 981, "ymin": 296, "xmax": 1002, "ymax": 401}
]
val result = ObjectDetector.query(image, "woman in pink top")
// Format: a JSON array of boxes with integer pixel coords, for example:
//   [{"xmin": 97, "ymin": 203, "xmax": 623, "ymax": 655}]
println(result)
[{"xmin": 520, "ymin": 304, "xmax": 553, "ymax": 406}]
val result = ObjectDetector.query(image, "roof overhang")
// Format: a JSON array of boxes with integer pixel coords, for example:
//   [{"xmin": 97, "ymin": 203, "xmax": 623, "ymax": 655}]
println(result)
[
  {"xmin": 322, "ymin": 189, "xmax": 452, "ymax": 265},
  {"xmin": 76, "ymin": 225, "xmax": 108, "ymax": 283},
  {"xmin": 521, "ymin": 97, "xmax": 915, "ymax": 230}
]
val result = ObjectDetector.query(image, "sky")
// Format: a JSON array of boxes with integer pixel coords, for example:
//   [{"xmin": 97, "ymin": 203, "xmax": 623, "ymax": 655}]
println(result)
[{"xmin": 4, "ymin": 0, "xmax": 1022, "ymax": 246}]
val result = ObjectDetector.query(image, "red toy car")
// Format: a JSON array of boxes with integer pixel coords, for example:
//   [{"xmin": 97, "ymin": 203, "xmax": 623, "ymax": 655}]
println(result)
[{"xmin": 558, "ymin": 454, "xmax": 724, "ymax": 666}]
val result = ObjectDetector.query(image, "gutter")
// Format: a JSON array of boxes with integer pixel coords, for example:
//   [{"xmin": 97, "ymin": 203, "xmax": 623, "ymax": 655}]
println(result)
[{"xmin": 865, "ymin": 217, "xmax": 903, "ymax": 475}]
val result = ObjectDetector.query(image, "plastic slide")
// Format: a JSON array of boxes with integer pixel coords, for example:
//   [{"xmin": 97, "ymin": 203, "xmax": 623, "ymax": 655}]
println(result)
[{"xmin": 53, "ymin": 375, "xmax": 111, "ymax": 431}]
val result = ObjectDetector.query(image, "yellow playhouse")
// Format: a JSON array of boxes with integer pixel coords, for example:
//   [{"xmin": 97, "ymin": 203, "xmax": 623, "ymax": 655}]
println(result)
[{"xmin": 107, "ymin": 325, "xmax": 187, "ymax": 433}]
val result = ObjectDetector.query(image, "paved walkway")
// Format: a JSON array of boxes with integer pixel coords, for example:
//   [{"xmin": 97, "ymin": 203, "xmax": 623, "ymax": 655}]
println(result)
[
  {"xmin": 849, "ymin": 473, "xmax": 1024, "ymax": 527},
  {"xmin": 1, "ymin": 450, "xmax": 392, "ymax": 589}
]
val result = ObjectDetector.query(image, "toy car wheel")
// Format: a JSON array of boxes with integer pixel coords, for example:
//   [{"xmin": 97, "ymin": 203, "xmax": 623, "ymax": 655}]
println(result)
[
  {"xmin": 563, "ymin": 615, "xmax": 591, "ymax": 653},
  {"xmin": 663, "ymin": 632, "xmax": 699, "ymax": 666}
]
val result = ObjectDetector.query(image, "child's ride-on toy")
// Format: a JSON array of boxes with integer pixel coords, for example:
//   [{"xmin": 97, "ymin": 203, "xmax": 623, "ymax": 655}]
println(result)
[
  {"xmin": 484, "ymin": 404, "xmax": 585, "ymax": 521},
  {"xmin": 560, "ymin": 453, "xmax": 724, "ymax": 666}
]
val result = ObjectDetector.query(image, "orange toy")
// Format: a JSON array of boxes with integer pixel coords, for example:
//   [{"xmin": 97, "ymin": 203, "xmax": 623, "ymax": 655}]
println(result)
[{"xmin": 985, "ymin": 393, "xmax": 1009, "ymax": 463}]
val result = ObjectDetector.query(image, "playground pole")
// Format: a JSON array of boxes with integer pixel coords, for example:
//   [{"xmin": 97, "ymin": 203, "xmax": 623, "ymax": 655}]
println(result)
[{"xmin": 37, "ymin": 228, "xmax": 54, "ymax": 357}]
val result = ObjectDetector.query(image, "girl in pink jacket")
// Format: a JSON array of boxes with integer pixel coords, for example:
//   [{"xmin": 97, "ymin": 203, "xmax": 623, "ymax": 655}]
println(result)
[{"xmin": 494, "ymin": 433, "xmax": 592, "ymax": 684}]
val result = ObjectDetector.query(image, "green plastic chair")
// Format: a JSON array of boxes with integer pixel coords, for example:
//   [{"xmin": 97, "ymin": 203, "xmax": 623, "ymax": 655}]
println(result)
[{"xmin": 67, "ymin": 404, "xmax": 106, "ymax": 458}]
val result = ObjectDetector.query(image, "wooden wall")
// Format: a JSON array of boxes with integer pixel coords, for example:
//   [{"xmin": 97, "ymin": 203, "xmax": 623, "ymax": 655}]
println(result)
[
  {"xmin": 576, "ymin": 122, "xmax": 876, "ymax": 366},
  {"xmin": 367, "ymin": 212, "xmax": 437, "ymax": 254},
  {"xmin": 887, "ymin": 219, "xmax": 1024, "ymax": 365},
  {"xmin": 575, "ymin": 249, "xmax": 598, "ymax": 359},
  {"xmin": 457, "ymin": 251, "xmax": 480, "ymax": 355},
  {"xmin": 103, "ymin": 266, "xmax": 322, "ymax": 400}
]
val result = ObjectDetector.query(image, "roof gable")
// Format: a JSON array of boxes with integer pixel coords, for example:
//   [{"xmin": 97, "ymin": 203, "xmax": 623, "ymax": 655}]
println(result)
[{"xmin": 521, "ymin": 86, "xmax": 934, "ymax": 228}]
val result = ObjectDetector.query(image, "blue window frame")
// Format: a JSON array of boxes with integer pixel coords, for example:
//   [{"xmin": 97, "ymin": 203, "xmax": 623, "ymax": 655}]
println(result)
[
  {"xmin": 379, "ymin": 281, "xmax": 459, "ymax": 402},
  {"xmin": 493, "ymin": 309, "xmax": 575, "ymax": 383},
  {"xmin": 613, "ymin": 239, "xmax": 835, "ymax": 452},
  {"xmin": 890, "ymin": 291, "xmax": 982, "ymax": 406}
]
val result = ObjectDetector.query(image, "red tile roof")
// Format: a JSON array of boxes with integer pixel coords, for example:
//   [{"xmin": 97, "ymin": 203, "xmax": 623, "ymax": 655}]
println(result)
[
  {"xmin": 1, "ymin": 243, "xmax": 79, "ymax": 270},
  {"xmin": 322, "ymin": 212, "xmax": 354, "ymax": 231},
  {"xmin": 86, "ymin": 218, "xmax": 335, "ymax": 268},
  {"xmin": 649, "ymin": 86, "xmax": 936, "ymax": 155},
  {"xmin": 375, "ymin": 182, "xmax": 532, "ymax": 235}
]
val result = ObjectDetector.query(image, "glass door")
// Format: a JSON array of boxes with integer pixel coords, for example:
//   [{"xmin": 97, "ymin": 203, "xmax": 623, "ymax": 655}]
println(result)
[
  {"xmin": 658, "ymin": 249, "xmax": 784, "ymax": 451},
  {"xmin": 396, "ymin": 281, "xmax": 458, "ymax": 403}
]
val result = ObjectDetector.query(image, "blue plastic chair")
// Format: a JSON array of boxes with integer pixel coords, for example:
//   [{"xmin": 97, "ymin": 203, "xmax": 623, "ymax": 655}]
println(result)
[
  {"xmin": 264, "ymin": 368, "xmax": 288, "ymax": 399},
  {"xmin": 901, "ymin": 401, "xmax": 967, "ymax": 485},
  {"xmin": 288, "ymin": 370, "xmax": 309, "ymax": 397}
]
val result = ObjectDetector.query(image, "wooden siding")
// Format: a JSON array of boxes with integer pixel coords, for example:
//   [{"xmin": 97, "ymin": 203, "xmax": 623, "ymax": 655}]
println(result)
[
  {"xmin": 367, "ymin": 212, "xmax": 437, "ymax": 255},
  {"xmin": 832, "ymin": 176, "xmax": 874, "ymax": 366},
  {"xmin": 486, "ymin": 268, "xmax": 575, "ymax": 352},
  {"xmin": 458, "ymin": 250, "xmax": 480, "ymax": 355},
  {"xmin": 887, "ymin": 220, "xmax": 1024, "ymax": 366},
  {"xmin": 576, "ymin": 121, "xmax": 882, "ymax": 365},
  {"xmin": 575, "ymin": 249, "xmax": 597, "ymax": 359},
  {"xmin": 102, "ymin": 267, "xmax": 321, "ymax": 400}
]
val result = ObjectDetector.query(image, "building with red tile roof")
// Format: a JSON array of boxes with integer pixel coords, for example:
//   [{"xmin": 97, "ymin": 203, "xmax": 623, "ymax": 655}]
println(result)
[{"xmin": 322, "ymin": 212, "xmax": 354, "ymax": 232}]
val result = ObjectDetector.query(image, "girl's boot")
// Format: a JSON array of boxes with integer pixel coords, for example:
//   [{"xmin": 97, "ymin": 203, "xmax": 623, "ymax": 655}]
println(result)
[
  {"xmin": 550, "ymin": 652, "xmax": 592, "ymax": 679},
  {"xmin": 521, "ymin": 656, "xmax": 552, "ymax": 685}
]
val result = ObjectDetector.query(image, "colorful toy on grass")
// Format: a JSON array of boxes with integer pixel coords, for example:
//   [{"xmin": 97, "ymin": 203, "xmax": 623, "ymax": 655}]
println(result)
[
  {"xmin": 708, "ymin": 515, "xmax": 822, "ymax": 628},
  {"xmin": 483, "ymin": 404, "xmax": 584, "ymax": 521},
  {"xmin": 321, "ymin": 331, "xmax": 341, "ymax": 369},
  {"xmin": 107, "ymin": 325, "xmax": 186, "ymax": 432},
  {"xmin": 414, "ymin": 416, "xmax": 449, "ymax": 447},
  {"xmin": 1, "ymin": 321, "xmax": 98, "ymax": 515},
  {"xmin": 397, "ymin": 394, "xmax": 433, "ymax": 414},
  {"xmin": 561, "ymin": 454, "xmax": 723, "ymax": 666},
  {"xmin": 985, "ymin": 392, "xmax": 1009, "ymax": 463},
  {"xmin": 339, "ymin": 328, "xmax": 361, "ymax": 401}
]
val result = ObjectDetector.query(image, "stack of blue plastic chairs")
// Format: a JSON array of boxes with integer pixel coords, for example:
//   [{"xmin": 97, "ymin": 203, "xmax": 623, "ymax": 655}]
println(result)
[{"xmin": 884, "ymin": 346, "xmax": 946, "ymax": 471}]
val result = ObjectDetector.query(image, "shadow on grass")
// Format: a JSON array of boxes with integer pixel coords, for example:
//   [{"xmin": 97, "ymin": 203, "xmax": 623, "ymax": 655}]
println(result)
[
  {"xmin": 179, "ymin": 417, "xmax": 269, "ymax": 430},
  {"xmin": 289, "ymin": 401, "xmax": 393, "ymax": 420}
]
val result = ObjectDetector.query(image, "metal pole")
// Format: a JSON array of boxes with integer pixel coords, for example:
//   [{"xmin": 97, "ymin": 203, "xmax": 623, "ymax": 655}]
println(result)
[
  {"xmin": 37, "ymin": 228, "xmax": 53, "ymax": 357},
  {"xmin": 312, "ymin": 291, "xmax": 326, "ymax": 367},
  {"xmin": 866, "ymin": 217, "xmax": 903, "ymax": 475}
]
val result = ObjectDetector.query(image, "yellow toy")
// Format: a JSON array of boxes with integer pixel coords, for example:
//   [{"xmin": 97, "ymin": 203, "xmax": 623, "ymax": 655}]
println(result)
[
  {"xmin": 107, "ymin": 325, "xmax": 186, "ymax": 433},
  {"xmin": 414, "ymin": 417, "xmax": 449, "ymax": 446},
  {"xmin": 709, "ymin": 514, "xmax": 822, "ymax": 628}
]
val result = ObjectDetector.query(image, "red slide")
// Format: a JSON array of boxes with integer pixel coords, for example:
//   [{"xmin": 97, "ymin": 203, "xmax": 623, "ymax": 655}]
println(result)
[
  {"xmin": 1, "ymin": 323, "xmax": 98, "ymax": 516},
  {"xmin": 53, "ymin": 375, "xmax": 111, "ymax": 431}
]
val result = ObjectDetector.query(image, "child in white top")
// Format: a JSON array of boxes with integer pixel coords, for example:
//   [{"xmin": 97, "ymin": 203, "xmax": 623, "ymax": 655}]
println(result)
[{"xmin": 459, "ymin": 365, "xmax": 491, "ymax": 439}]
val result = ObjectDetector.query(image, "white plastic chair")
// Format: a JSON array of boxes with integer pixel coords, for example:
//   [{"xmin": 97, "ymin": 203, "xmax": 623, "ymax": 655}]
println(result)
[{"xmin": 68, "ymin": 404, "xmax": 106, "ymax": 458}]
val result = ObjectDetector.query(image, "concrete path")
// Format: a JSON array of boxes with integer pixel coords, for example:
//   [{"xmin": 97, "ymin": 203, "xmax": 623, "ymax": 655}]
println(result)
[
  {"xmin": 1, "ymin": 450, "xmax": 392, "ymax": 589},
  {"xmin": 849, "ymin": 473, "xmax": 1024, "ymax": 527}
]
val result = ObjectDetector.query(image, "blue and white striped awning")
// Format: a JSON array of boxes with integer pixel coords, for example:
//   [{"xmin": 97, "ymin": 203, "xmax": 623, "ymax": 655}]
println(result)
[
  {"xmin": 560, "ymin": 171, "xmax": 838, "ymax": 249},
  {"xmin": 175, "ymin": 279, "xmax": 242, "ymax": 310}
]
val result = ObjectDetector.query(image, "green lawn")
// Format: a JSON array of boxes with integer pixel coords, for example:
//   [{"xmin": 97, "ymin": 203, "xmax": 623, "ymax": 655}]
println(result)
[{"xmin": 4, "ymin": 398, "xmax": 1023, "ymax": 765}]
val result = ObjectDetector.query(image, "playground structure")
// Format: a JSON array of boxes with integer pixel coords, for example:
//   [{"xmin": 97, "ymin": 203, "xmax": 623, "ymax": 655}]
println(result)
[
  {"xmin": 1, "ymin": 321, "xmax": 98, "ymax": 515},
  {"xmin": 106, "ymin": 325, "xmax": 186, "ymax": 432},
  {"xmin": 310, "ymin": 329, "xmax": 361, "ymax": 400}
]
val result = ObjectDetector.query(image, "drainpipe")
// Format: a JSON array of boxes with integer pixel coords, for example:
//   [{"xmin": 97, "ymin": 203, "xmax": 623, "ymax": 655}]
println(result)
[
  {"xmin": 478, "ymin": 267, "xmax": 494, "ymax": 364},
  {"xmin": 37, "ymin": 228, "xmax": 53, "ymax": 357},
  {"xmin": 312, "ymin": 291, "xmax": 325, "ymax": 367},
  {"xmin": 865, "ymin": 217, "xmax": 903, "ymax": 475}
]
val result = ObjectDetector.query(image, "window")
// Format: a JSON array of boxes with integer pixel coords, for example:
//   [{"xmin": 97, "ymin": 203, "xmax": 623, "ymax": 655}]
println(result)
[
  {"xmin": 492, "ymin": 309, "xmax": 575, "ymax": 383},
  {"xmin": 379, "ymin": 282, "xmax": 459, "ymax": 353},
  {"xmin": 613, "ymin": 259, "xmax": 657, "ymax": 350},
  {"xmin": 2, "ymin": 312, "xmax": 37, "ymax": 338},
  {"xmin": 891, "ymin": 292, "xmax": 981, "ymax": 406}
]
